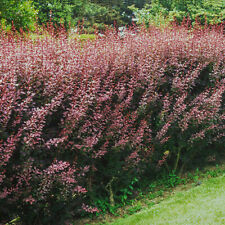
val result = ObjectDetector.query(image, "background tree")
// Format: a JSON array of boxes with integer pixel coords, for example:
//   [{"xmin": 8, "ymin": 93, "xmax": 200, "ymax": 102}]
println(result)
[
  {"xmin": 33, "ymin": 0, "xmax": 124, "ymax": 31},
  {"xmin": 129, "ymin": 0, "xmax": 225, "ymax": 27},
  {"xmin": 0, "ymin": 0, "xmax": 37, "ymax": 31},
  {"xmin": 33, "ymin": 0, "xmax": 81, "ymax": 26}
]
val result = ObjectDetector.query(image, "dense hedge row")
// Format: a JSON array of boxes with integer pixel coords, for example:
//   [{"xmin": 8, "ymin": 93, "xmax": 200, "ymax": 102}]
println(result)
[{"xmin": 0, "ymin": 24, "xmax": 224, "ymax": 224}]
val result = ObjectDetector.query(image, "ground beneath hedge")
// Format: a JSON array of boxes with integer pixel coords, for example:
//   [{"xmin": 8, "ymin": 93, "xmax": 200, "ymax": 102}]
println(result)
[
  {"xmin": 109, "ymin": 174, "xmax": 225, "ymax": 225},
  {"xmin": 74, "ymin": 158, "xmax": 225, "ymax": 225}
]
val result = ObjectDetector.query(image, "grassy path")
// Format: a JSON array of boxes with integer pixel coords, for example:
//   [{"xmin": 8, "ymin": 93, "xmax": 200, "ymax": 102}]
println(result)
[{"xmin": 109, "ymin": 175, "xmax": 225, "ymax": 225}]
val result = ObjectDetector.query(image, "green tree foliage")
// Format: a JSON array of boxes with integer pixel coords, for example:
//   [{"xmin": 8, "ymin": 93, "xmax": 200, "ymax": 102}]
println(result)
[
  {"xmin": 0, "ymin": 0, "xmax": 38, "ymax": 31},
  {"xmin": 129, "ymin": 0, "xmax": 225, "ymax": 27},
  {"xmin": 90, "ymin": 0, "xmax": 152, "ymax": 9},
  {"xmin": 2, "ymin": 0, "xmax": 223, "ymax": 33},
  {"xmin": 33, "ymin": 0, "xmax": 82, "ymax": 26},
  {"xmin": 33, "ymin": 0, "xmax": 124, "ymax": 31},
  {"xmin": 0, "ymin": 0, "xmax": 127, "ymax": 32},
  {"xmin": 81, "ymin": 2, "xmax": 124, "ymax": 28},
  {"xmin": 90, "ymin": 0, "xmax": 152, "ymax": 24}
]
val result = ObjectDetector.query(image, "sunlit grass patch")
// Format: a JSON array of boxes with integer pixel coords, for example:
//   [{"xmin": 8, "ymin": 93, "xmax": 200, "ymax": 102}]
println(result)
[
  {"xmin": 69, "ymin": 33, "xmax": 96, "ymax": 42},
  {"xmin": 110, "ymin": 175, "xmax": 225, "ymax": 225}
]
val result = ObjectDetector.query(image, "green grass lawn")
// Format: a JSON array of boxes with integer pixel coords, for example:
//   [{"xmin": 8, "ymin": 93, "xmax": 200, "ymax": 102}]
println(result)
[{"xmin": 109, "ymin": 175, "xmax": 225, "ymax": 225}]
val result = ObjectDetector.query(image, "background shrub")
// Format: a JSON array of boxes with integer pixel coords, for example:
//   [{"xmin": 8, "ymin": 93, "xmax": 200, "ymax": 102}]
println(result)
[
  {"xmin": 0, "ymin": 0, "xmax": 38, "ymax": 31},
  {"xmin": 129, "ymin": 0, "xmax": 225, "ymax": 27},
  {"xmin": 33, "ymin": 0, "xmax": 124, "ymax": 31}
]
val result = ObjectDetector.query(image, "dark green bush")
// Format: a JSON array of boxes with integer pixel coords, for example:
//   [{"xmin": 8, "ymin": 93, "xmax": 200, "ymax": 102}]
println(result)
[
  {"xmin": 0, "ymin": 0, "xmax": 37, "ymax": 31},
  {"xmin": 129, "ymin": 0, "xmax": 225, "ymax": 27},
  {"xmin": 33, "ymin": 0, "xmax": 124, "ymax": 31}
]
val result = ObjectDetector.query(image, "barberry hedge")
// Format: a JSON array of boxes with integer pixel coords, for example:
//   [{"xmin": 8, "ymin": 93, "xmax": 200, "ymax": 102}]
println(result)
[{"xmin": 0, "ymin": 24, "xmax": 224, "ymax": 224}]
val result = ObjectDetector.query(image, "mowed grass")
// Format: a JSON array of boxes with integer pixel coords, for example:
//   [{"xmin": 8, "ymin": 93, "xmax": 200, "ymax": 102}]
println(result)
[{"xmin": 109, "ymin": 175, "xmax": 225, "ymax": 225}]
